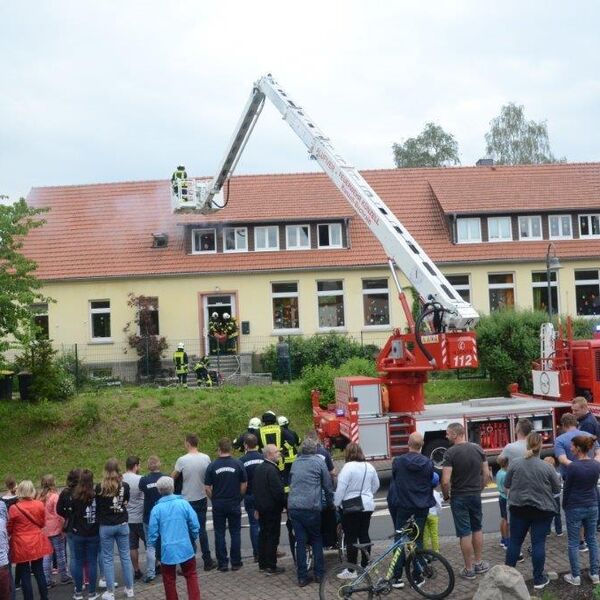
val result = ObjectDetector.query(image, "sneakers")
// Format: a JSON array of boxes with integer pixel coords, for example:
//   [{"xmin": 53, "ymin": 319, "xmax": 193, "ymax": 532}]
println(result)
[
  {"xmin": 99, "ymin": 579, "xmax": 118, "ymax": 589},
  {"xmin": 231, "ymin": 564, "xmax": 243, "ymax": 571},
  {"xmin": 88, "ymin": 594, "xmax": 100, "ymax": 600},
  {"xmin": 61, "ymin": 576, "xmax": 73, "ymax": 584},
  {"xmin": 533, "ymin": 575, "xmax": 550, "ymax": 590},
  {"xmin": 391, "ymin": 578, "xmax": 405, "ymax": 589},
  {"xmin": 217, "ymin": 566, "xmax": 229, "ymax": 572},
  {"xmin": 101, "ymin": 593, "xmax": 115, "ymax": 600},
  {"xmin": 517, "ymin": 553, "xmax": 525, "ymax": 563},
  {"xmin": 556, "ymin": 531, "xmax": 564, "ymax": 537},
  {"xmin": 124, "ymin": 587, "xmax": 134, "ymax": 598},
  {"xmin": 591, "ymin": 574, "xmax": 600, "ymax": 584},
  {"xmin": 580, "ymin": 541, "xmax": 589, "ymax": 552},
  {"xmin": 134, "ymin": 570, "xmax": 143, "ymax": 581},
  {"xmin": 143, "ymin": 577, "xmax": 155, "ymax": 584},
  {"xmin": 204, "ymin": 561, "xmax": 217, "ymax": 572},
  {"xmin": 73, "ymin": 593, "xmax": 84, "ymax": 600},
  {"xmin": 460, "ymin": 567, "xmax": 476, "ymax": 580},
  {"xmin": 265, "ymin": 566, "xmax": 285, "ymax": 575},
  {"xmin": 473, "ymin": 561, "xmax": 490, "ymax": 574},
  {"xmin": 336, "ymin": 568, "xmax": 358, "ymax": 580},
  {"xmin": 298, "ymin": 576, "xmax": 314, "ymax": 587},
  {"xmin": 564, "ymin": 574, "xmax": 581, "ymax": 586}
]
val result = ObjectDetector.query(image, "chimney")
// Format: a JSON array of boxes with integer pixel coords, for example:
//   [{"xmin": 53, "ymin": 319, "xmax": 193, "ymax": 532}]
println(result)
[{"xmin": 476, "ymin": 158, "xmax": 494, "ymax": 167}]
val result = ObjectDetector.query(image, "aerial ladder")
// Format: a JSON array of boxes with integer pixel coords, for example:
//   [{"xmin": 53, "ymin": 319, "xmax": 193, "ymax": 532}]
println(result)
[{"xmin": 173, "ymin": 74, "xmax": 480, "ymax": 413}]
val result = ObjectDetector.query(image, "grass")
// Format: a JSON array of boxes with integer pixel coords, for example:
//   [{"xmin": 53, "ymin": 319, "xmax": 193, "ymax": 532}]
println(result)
[{"xmin": 0, "ymin": 378, "xmax": 501, "ymax": 484}]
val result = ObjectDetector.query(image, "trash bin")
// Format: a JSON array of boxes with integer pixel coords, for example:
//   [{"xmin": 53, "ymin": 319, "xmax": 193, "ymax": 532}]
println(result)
[
  {"xmin": 0, "ymin": 371, "xmax": 14, "ymax": 400},
  {"xmin": 18, "ymin": 372, "xmax": 33, "ymax": 402}
]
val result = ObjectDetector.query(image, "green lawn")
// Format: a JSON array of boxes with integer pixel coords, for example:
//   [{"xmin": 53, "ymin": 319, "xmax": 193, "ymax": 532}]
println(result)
[{"xmin": 0, "ymin": 378, "xmax": 502, "ymax": 483}]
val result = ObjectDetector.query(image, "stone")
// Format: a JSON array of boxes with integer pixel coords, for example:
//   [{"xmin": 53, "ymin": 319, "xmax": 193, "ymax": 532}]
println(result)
[{"xmin": 472, "ymin": 565, "xmax": 530, "ymax": 600}]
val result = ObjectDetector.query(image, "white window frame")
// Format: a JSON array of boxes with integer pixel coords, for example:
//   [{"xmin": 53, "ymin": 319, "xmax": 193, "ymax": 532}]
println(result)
[
  {"xmin": 487, "ymin": 216, "xmax": 512, "ymax": 242},
  {"xmin": 574, "ymin": 269, "xmax": 600, "ymax": 316},
  {"xmin": 271, "ymin": 282, "xmax": 300, "ymax": 332},
  {"xmin": 488, "ymin": 273, "xmax": 516, "ymax": 312},
  {"xmin": 316, "ymin": 280, "xmax": 345, "ymax": 330},
  {"xmin": 445, "ymin": 274, "xmax": 471, "ymax": 303},
  {"xmin": 254, "ymin": 226, "xmax": 279, "ymax": 252},
  {"xmin": 317, "ymin": 223, "xmax": 343, "ymax": 249},
  {"xmin": 456, "ymin": 218, "xmax": 481, "ymax": 244},
  {"xmin": 531, "ymin": 271, "xmax": 559, "ymax": 313},
  {"xmin": 223, "ymin": 226, "xmax": 248, "ymax": 253},
  {"xmin": 578, "ymin": 214, "xmax": 600, "ymax": 239},
  {"xmin": 362, "ymin": 278, "xmax": 391, "ymax": 328},
  {"xmin": 518, "ymin": 216, "xmax": 543, "ymax": 241},
  {"xmin": 90, "ymin": 300, "xmax": 112, "ymax": 342},
  {"xmin": 548, "ymin": 215, "xmax": 573, "ymax": 240},
  {"xmin": 191, "ymin": 228, "xmax": 217, "ymax": 254},
  {"xmin": 286, "ymin": 224, "xmax": 311, "ymax": 250}
]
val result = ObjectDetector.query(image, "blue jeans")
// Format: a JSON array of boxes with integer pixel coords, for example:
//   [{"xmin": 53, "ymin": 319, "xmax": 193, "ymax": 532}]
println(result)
[
  {"xmin": 71, "ymin": 535, "xmax": 100, "ymax": 594},
  {"xmin": 553, "ymin": 496, "xmax": 562, "ymax": 534},
  {"xmin": 566, "ymin": 505, "xmax": 599, "ymax": 577},
  {"xmin": 506, "ymin": 510, "xmax": 552, "ymax": 585},
  {"xmin": 289, "ymin": 509, "xmax": 324, "ymax": 582},
  {"xmin": 100, "ymin": 523, "xmax": 134, "ymax": 590},
  {"xmin": 143, "ymin": 523, "xmax": 157, "ymax": 578},
  {"xmin": 244, "ymin": 495, "xmax": 260, "ymax": 558},
  {"xmin": 212, "ymin": 501, "xmax": 242, "ymax": 568},
  {"xmin": 189, "ymin": 498, "xmax": 214, "ymax": 566}
]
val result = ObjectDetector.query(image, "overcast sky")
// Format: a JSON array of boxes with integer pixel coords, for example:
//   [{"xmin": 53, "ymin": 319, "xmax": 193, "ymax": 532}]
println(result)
[{"xmin": 1, "ymin": 1, "xmax": 599, "ymax": 202}]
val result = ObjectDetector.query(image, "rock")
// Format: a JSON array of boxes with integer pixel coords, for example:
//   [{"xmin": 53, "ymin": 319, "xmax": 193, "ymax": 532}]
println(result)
[{"xmin": 472, "ymin": 565, "xmax": 530, "ymax": 600}]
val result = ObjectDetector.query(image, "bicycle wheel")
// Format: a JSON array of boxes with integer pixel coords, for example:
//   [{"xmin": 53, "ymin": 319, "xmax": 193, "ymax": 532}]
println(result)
[
  {"xmin": 319, "ymin": 562, "xmax": 373, "ymax": 600},
  {"xmin": 406, "ymin": 549, "xmax": 455, "ymax": 599}
]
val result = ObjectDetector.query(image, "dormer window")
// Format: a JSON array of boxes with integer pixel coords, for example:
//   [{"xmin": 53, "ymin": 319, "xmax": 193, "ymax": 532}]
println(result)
[
  {"xmin": 192, "ymin": 228, "xmax": 216, "ymax": 253},
  {"xmin": 518, "ymin": 216, "xmax": 542, "ymax": 240},
  {"xmin": 223, "ymin": 227, "xmax": 248, "ymax": 252},
  {"xmin": 317, "ymin": 223, "xmax": 342, "ymax": 248},
  {"xmin": 579, "ymin": 214, "xmax": 600, "ymax": 238},
  {"xmin": 487, "ymin": 217, "xmax": 512, "ymax": 242},
  {"xmin": 456, "ymin": 218, "xmax": 481, "ymax": 244}
]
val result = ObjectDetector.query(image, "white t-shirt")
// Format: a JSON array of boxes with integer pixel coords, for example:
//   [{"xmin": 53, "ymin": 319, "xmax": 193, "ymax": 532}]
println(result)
[
  {"xmin": 429, "ymin": 490, "xmax": 443, "ymax": 516},
  {"xmin": 122, "ymin": 472, "xmax": 143, "ymax": 524},
  {"xmin": 175, "ymin": 452, "xmax": 211, "ymax": 502}
]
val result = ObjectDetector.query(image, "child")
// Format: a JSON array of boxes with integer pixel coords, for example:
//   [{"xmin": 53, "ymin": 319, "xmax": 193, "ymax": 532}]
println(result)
[
  {"xmin": 423, "ymin": 487, "xmax": 443, "ymax": 552},
  {"xmin": 496, "ymin": 456, "xmax": 509, "ymax": 548},
  {"xmin": 543, "ymin": 455, "xmax": 563, "ymax": 536}
]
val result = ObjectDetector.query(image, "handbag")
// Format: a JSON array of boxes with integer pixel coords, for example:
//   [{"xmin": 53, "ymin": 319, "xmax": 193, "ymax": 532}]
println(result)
[{"xmin": 341, "ymin": 464, "xmax": 368, "ymax": 513}]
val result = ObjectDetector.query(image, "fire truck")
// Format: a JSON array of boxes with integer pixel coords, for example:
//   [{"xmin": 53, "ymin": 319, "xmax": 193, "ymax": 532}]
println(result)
[{"xmin": 173, "ymin": 74, "xmax": 600, "ymax": 465}]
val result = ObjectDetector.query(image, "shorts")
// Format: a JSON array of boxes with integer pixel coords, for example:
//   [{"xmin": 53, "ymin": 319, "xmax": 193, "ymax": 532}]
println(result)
[
  {"xmin": 450, "ymin": 494, "xmax": 483, "ymax": 538},
  {"xmin": 129, "ymin": 522, "xmax": 146, "ymax": 550},
  {"xmin": 499, "ymin": 496, "xmax": 507, "ymax": 520}
]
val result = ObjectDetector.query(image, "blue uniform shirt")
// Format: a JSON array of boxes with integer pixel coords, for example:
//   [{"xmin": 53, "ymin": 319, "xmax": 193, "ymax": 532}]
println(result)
[{"xmin": 205, "ymin": 456, "xmax": 247, "ymax": 504}]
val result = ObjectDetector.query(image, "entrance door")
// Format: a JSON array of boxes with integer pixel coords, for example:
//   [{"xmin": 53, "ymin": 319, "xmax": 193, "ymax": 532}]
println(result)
[{"xmin": 203, "ymin": 294, "xmax": 236, "ymax": 355}]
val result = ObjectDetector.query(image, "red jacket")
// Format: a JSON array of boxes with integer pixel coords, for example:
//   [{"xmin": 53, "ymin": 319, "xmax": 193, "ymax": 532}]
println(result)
[{"xmin": 8, "ymin": 500, "xmax": 53, "ymax": 563}]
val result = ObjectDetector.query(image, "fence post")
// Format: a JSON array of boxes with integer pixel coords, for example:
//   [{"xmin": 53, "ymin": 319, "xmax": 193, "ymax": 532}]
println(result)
[
  {"xmin": 74, "ymin": 343, "xmax": 79, "ymax": 390},
  {"xmin": 360, "ymin": 331, "xmax": 364, "ymax": 347},
  {"xmin": 145, "ymin": 336, "xmax": 150, "ymax": 379}
]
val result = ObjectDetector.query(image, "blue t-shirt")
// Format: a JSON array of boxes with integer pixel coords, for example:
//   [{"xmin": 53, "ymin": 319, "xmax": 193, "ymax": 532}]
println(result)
[
  {"xmin": 239, "ymin": 450, "xmax": 264, "ymax": 496},
  {"xmin": 495, "ymin": 468, "xmax": 507, "ymax": 499},
  {"xmin": 139, "ymin": 471, "xmax": 164, "ymax": 524},
  {"xmin": 205, "ymin": 456, "xmax": 247, "ymax": 504},
  {"xmin": 554, "ymin": 429, "xmax": 598, "ymax": 478},
  {"xmin": 563, "ymin": 459, "xmax": 600, "ymax": 510}
]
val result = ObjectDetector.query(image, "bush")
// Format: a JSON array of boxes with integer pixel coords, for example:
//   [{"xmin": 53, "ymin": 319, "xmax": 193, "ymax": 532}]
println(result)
[
  {"xmin": 27, "ymin": 401, "xmax": 63, "ymax": 427},
  {"xmin": 73, "ymin": 399, "xmax": 101, "ymax": 430},
  {"xmin": 55, "ymin": 351, "xmax": 88, "ymax": 388}
]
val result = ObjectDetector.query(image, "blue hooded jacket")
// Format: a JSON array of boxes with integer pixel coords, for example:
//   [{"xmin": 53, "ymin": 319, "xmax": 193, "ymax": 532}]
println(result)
[{"xmin": 392, "ymin": 452, "xmax": 436, "ymax": 510}]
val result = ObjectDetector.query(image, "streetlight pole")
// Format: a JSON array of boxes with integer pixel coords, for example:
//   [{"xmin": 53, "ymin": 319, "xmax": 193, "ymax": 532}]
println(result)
[{"xmin": 546, "ymin": 243, "xmax": 561, "ymax": 320}]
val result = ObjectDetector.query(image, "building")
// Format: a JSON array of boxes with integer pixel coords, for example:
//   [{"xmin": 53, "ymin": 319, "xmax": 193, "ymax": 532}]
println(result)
[{"xmin": 19, "ymin": 162, "xmax": 600, "ymax": 379}]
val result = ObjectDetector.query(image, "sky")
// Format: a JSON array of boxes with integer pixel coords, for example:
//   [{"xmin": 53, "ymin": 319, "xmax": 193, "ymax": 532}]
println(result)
[{"xmin": 1, "ymin": 1, "xmax": 600, "ymax": 202}]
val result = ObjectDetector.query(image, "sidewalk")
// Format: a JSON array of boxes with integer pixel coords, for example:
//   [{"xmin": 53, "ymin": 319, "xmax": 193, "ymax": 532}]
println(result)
[{"xmin": 133, "ymin": 531, "xmax": 579, "ymax": 600}]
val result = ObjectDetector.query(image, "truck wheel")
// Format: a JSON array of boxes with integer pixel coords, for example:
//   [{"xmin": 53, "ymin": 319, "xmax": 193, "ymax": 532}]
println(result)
[{"xmin": 423, "ymin": 439, "xmax": 450, "ymax": 470}]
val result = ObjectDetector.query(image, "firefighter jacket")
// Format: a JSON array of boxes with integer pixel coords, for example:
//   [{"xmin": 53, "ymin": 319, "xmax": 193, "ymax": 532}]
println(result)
[
  {"xmin": 173, "ymin": 350, "xmax": 188, "ymax": 375},
  {"xmin": 259, "ymin": 424, "xmax": 297, "ymax": 471}
]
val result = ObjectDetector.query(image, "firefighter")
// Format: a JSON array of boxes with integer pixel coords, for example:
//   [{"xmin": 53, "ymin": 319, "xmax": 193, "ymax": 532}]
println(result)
[
  {"xmin": 194, "ymin": 356, "xmax": 213, "ymax": 387},
  {"xmin": 233, "ymin": 417, "xmax": 261, "ymax": 453},
  {"xmin": 277, "ymin": 415, "xmax": 300, "ymax": 447},
  {"xmin": 173, "ymin": 342, "xmax": 188, "ymax": 385},
  {"xmin": 259, "ymin": 412, "xmax": 297, "ymax": 493},
  {"xmin": 171, "ymin": 165, "xmax": 188, "ymax": 196}
]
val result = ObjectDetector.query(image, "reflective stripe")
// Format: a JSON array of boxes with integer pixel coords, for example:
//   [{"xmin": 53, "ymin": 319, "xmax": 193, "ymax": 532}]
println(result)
[{"xmin": 173, "ymin": 350, "xmax": 188, "ymax": 374}]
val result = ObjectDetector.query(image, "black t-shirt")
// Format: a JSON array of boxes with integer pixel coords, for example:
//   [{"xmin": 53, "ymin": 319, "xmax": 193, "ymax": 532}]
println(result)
[
  {"xmin": 95, "ymin": 482, "xmax": 130, "ymax": 526},
  {"xmin": 239, "ymin": 451, "xmax": 264, "ymax": 496},
  {"xmin": 205, "ymin": 456, "xmax": 247, "ymax": 503},
  {"xmin": 139, "ymin": 471, "xmax": 164, "ymax": 525},
  {"xmin": 443, "ymin": 442, "xmax": 486, "ymax": 496}
]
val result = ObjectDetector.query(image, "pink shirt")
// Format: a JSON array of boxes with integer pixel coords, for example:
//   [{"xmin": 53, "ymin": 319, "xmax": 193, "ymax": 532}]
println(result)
[{"xmin": 43, "ymin": 492, "xmax": 65, "ymax": 537}]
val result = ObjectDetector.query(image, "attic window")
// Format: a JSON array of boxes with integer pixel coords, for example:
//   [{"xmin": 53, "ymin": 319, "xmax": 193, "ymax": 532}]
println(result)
[{"xmin": 152, "ymin": 233, "xmax": 169, "ymax": 248}]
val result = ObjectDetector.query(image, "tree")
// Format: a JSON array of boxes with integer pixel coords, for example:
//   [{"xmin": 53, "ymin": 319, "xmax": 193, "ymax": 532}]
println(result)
[
  {"xmin": 484, "ymin": 102, "xmax": 564, "ymax": 165},
  {"xmin": 0, "ymin": 198, "xmax": 48, "ymax": 359},
  {"xmin": 393, "ymin": 122, "xmax": 460, "ymax": 168}
]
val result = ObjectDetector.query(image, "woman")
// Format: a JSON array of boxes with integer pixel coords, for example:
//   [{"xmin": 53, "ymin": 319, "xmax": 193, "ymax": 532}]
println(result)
[
  {"xmin": 334, "ymin": 443, "xmax": 380, "ymax": 576},
  {"xmin": 96, "ymin": 459, "xmax": 133, "ymax": 600},
  {"xmin": 562, "ymin": 435, "xmax": 600, "ymax": 586},
  {"xmin": 504, "ymin": 432, "xmax": 561, "ymax": 592},
  {"xmin": 7, "ymin": 480, "xmax": 53, "ymax": 600},
  {"xmin": 56, "ymin": 468, "xmax": 82, "ymax": 574}
]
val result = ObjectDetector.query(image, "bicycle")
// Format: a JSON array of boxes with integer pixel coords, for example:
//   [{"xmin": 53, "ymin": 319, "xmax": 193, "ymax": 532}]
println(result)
[{"xmin": 319, "ymin": 516, "xmax": 454, "ymax": 599}]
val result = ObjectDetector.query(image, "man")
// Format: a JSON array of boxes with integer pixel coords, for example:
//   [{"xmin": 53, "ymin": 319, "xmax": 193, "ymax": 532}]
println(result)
[
  {"xmin": 122, "ymin": 456, "xmax": 145, "ymax": 580},
  {"xmin": 304, "ymin": 430, "xmax": 336, "ymax": 483},
  {"xmin": 258, "ymin": 411, "xmax": 297, "ymax": 485},
  {"xmin": 139, "ymin": 455, "xmax": 165, "ymax": 583},
  {"xmin": 288, "ymin": 437, "xmax": 334, "ymax": 587},
  {"xmin": 204, "ymin": 438, "xmax": 248, "ymax": 572},
  {"xmin": 239, "ymin": 434, "xmax": 264, "ymax": 562},
  {"xmin": 147, "ymin": 476, "xmax": 201, "ymax": 600},
  {"xmin": 391, "ymin": 432, "xmax": 435, "ymax": 589},
  {"xmin": 554, "ymin": 412, "xmax": 600, "ymax": 478},
  {"xmin": 276, "ymin": 336, "xmax": 291, "ymax": 383},
  {"xmin": 253, "ymin": 444, "xmax": 286, "ymax": 575},
  {"xmin": 172, "ymin": 434, "xmax": 216, "ymax": 571},
  {"xmin": 278, "ymin": 415, "xmax": 300, "ymax": 447},
  {"xmin": 442, "ymin": 422, "xmax": 490, "ymax": 580},
  {"xmin": 171, "ymin": 165, "xmax": 188, "ymax": 195},
  {"xmin": 0, "ymin": 502, "xmax": 9, "ymax": 600},
  {"xmin": 233, "ymin": 418, "xmax": 261, "ymax": 453},
  {"xmin": 173, "ymin": 342, "xmax": 188, "ymax": 385},
  {"xmin": 571, "ymin": 396, "xmax": 600, "ymax": 437},
  {"xmin": 499, "ymin": 419, "xmax": 532, "ymax": 461}
]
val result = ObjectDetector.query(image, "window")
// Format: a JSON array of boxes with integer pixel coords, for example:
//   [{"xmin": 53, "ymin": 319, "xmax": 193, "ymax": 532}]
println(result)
[
  {"xmin": 579, "ymin": 214, "xmax": 600, "ymax": 238},
  {"xmin": 362, "ymin": 279, "xmax": 390, "ymax": 326},
  {"xmin": 518, "ymin": 216, "xmax": 542, "ymax": 240},
  {"xmin": 531, "ymin": 272, "xmax": 558, "ymax": 313},
  {"xmin": 445, "ymin": 275, "xmax": 471, "ymax": 303},
  {"xmin": 456, "ymin": 218, "xmax": 481, "ymax": 243},
  {"xmin": 254, "ymin": 226, "xmax": 279, "ymax": 251},
  {"xmin": 317, "ymin": 223, "xmax": 342, "ymax": 248},
  {"xmin": 272, "ymin": 282, "xmax": 300, "ymax": 330},
  {"xmin": 317, "ymin": 281, "xmax": 345, "ymax": 328},
  {"xmin": 575, "ymin": 270, "xmax": 600, "ymax": 316},
  {"xmin": 223, "ymin": 227, "xmax": 248, "ymax": 252},
  {"xmin": 487, "ymin": 217, "xmax": 512, "ymax": 242},
  {"xmin": 192, "ymin": 228, "xmax": 216, "ymax": 253},
  {"xmin": 30, "ymin": 303, "xmax": 49, "ymax": 339},
  {"xmin": 549, "ymin": 215, "xmax": 572, "ymax": 240},
  {"xmin": 90, "ymin": 300, "xmax": 111, "ymax": 340},
  {"xmin": 286, "ymin": 225, "xmax": 310, "ymax": 250},
  {"xmin": 139, "ymin": 297, "xmax": 159, "ymax": 336},
  {"xmin": 488, "ymin": 273, "xmax": 515, "ymax": 312}
]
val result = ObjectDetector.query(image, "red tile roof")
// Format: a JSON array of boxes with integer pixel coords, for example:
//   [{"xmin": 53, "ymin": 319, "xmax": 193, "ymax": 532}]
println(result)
[{"xmin": 23, "ymin": 163, "xmax": 600, "ymax": 281}]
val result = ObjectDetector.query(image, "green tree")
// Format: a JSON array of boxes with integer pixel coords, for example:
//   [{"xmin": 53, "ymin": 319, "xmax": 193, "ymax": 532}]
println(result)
[
  {"xmin": 0, "ymin": 198, "xmax": 48, "ymax": 359},
  {"xmin": 393, "ymin": 122, "xmax": 460, "ymax": 168},
  {"xmin": 484, "ymin": 102, "xmax": 564, "ymax": 165}
]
